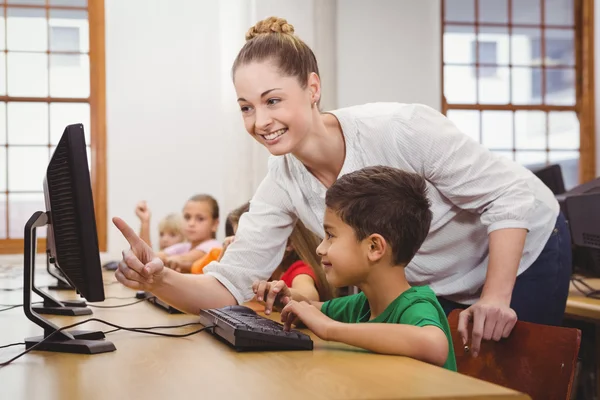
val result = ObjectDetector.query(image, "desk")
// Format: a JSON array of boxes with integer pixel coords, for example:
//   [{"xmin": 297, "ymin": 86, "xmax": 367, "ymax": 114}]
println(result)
[
  {"xmin": 0, "ymin": 266, "xmax": 528, "ymax": 400},
  {"xmin": 566, "ymin": 278, "xmax": 600, "ymax": 400}
]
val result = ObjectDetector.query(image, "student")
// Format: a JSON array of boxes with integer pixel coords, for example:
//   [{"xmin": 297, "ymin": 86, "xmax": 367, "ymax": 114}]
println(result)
[
  {"xmin": 113, "ymin": 16, "xmax": 570, "ymax": 357},
  {"xmin": 158, "ymin": 194, "xmax": 222, "ymax": 272},
  {"xmin": 260, "ymin": 166, "xmax": 456, "ymax": 370},
  {"xmin": 194, "ymin": 202, "xmax": 333, "ymax": 303},
  {"xmin": 135, "ymin": 201, "xmax": 184, "ymax": 250}
]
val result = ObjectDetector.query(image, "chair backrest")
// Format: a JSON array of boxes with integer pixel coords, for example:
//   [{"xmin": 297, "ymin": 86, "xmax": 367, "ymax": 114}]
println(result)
[{"xmin": 448, "ymin": 309, "xmax": 581, "ymax": 400}]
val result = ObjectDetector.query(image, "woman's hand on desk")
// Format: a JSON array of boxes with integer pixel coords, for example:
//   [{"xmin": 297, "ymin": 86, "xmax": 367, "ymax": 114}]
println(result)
[{"xmin": 113, "ymin": 217, "xmax": 166, "ymax": 291}]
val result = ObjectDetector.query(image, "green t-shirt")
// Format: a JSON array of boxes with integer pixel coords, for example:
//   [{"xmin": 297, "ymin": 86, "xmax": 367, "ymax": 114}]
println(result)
[{"xmin": 321, "ymin": 286, "xmax": 457, "ymax": 372}]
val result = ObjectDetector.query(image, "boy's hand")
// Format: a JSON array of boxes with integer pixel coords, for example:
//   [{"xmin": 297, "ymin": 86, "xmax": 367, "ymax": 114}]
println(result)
[
  {"xmin": 281, "ymin": 300, "xmax": 336, "ymax": 340},
  {"xmin": 135, "ymin": 201, "xmax": 151, "ymax": 222},
  {"xmin": 252, "ymin": 280, "xmax": 292, "ymax": 315}
]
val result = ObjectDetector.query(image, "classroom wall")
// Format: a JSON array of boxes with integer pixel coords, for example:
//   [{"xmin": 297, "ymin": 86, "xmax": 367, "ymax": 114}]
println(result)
[
  {"xmin": 336, "ymin": 0, "xmax": 441, "ymax": 110},
  {"xmin": 596, "ymin": 0, "xmax": 600, "ymax": 176},
  {"xmin": 104, "ymin": 0, "xmax": 337, "ymax": 256}
]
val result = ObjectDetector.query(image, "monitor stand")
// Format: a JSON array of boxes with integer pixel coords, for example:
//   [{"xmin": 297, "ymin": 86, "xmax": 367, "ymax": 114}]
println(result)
[
  {"xmin": 31, "ymin": 244, "xmax": 88, "ymax": 315},
  {"xmin": 45, "ymin": 251, "xmax": 78, "ymax": 292},
  {"xmin": 23, "ymin": 211, "xmax": 115, "ymax": 354}
]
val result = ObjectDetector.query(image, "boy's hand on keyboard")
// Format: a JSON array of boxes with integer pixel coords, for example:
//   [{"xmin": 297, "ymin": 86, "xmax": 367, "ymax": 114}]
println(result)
[
  {"xmin": 113, "ymin": 217, "xmax": 165, "ymax": 291},
  {"xmin": 252, "ymin": 280, "xmax": 292, "ymax": 315},
  {"xmin": 281, "ymin": 300, "xmax": 335, "ymax": 340}
]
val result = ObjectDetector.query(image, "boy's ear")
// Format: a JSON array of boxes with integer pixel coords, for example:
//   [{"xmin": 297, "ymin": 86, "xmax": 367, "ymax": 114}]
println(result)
[{"xmin": 366, "ymin": 234, "xmax": 386, "ymax": 262}]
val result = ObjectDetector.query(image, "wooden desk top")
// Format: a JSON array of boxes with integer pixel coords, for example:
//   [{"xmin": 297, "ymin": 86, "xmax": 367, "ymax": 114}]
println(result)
[
  {"xmin": 566, "ymin": 278, "xmax": 600, "ymax": 321},
  {"xmin": 0, "ymin": 264, "xmax": 528, "ymax": 400}
]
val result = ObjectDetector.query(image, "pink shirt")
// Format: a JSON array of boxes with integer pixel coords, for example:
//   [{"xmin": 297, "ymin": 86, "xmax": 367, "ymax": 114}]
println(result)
[{"xmin": 163, "ymin": 239, "xmax": 221, "ymax": 256}]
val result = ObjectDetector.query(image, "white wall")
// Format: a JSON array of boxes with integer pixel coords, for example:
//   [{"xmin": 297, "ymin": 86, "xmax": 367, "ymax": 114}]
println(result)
[
  {"xmin": 105, "ymin": 0, "xmax": 227, "ymax": 256},
  {"xmin": 336, "ymin": 0, "xmax": 441, "ymax": 110},
  {"xmin": 104, "ymin": 0, "xmax": 337, "ymax": 256}
]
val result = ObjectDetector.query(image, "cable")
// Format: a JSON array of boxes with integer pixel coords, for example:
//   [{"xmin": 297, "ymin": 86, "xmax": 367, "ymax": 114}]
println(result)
[
  {"xmin": 0, "ymin": 342, "xmax": 24, "ymax": 350},
  {"xmin": 102, "ymin": 321, "xmax": 204, "ymax": 335},
  {"xmin": 104, "ymin": 296, "xmax": 135, "ymax": 300},
  {"xmin": 0, "ymin": 302, "xmax": 45, "ymax": 312},
  {"xmin": 87, "ymin": 299, "xmax": 146, "ymax": 309},
  {"xmin": 0, "ymin": 318, "xmax": 214, "ymax": 368},
  {"xmin": 571, "ymin": 277, "xmax": 600, "ymax": 299},
  {"xmin": 0, "ymin": 286, "xmax": 49, "ymax": 292}
]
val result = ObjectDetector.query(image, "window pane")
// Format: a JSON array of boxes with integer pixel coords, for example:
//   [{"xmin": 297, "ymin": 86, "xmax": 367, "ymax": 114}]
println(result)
[
  {"xmin": 515, "ymin": 151, "xmax": 547, "ymax": 167},
  {"xmin": 8, "ymin": 146, "xmax": 47, "ymax": 191},
  {"xmin": 549, "ymin": 151, "xmax": 579, "ymax": 190},
  {"xmin": 515, "ymin": 110, "xmax": 546, "ymax": 149},
  {"xmin": 49, "ymin": 9, "xmax": 89, "ymax": 53},
  {"xmin": 7, "ymin": 7, "xmax": 47, "ymax": 51},
  {"xmin": 513, "ymin": 0, "xmax": 541, "ymax": 25},
  {"xmin": 0, "ymin": 102, "xmax": 5, "ymax": 144},
  {"xmin": 8, "ymin": 192, "xmax": 46, "ymax": 239},
  {"xmin": 511, "ymin": 28, "xmax": 542, "ymax": 66},
  {"xmin": 545, "ymin": 29, "xmax": 574, "ymax": 66},
  {"xmin": 50, "ymin": 0, "xmax": 88, "ymax": 6},
  {"xmin": 482, "ymin": 111, "xmax": 513, "ymax": 149},
  {"xmin": 0, "ymin": 53, "xmax": 6, "ymax": 95},
  {"xmin": 444, "ymin": 66, "xmax": 476, "ymax": 103},
  {"xmin": 548, "ymin": 111, "xmax": 579, "ymax": 150},
  {"xmin": 445, "ymin": 0, "xmax": 475, "ymax": 22},
  {"xmin": 0, "ymin": 9, "xmax": 6, "ymax": 51},
  {"xmin": 7, "ymin": 52, "xmax": 48, "ymax": 97},
  {"xmin": 0, "ymin": 147, "xmax": 5, "ymax": 191},
  {"xmin": 512, "ymin": 67, "xmax": 542, "ymax": 104},
  {"xmin": 479, "ymin": 0, "xmax": 508, "ymax": 23},
  {"xmin": 444, "ymin": 25, "xmax": 475, "ymax": 64},
  {"xmin": 446, "ymin": 110, "xmax": 480, "ymax": 142},
  {"xmin": 545, "ymin": 68, "xmax": 575, "ymax": 105},
  {"xmin": 7, "ymin": 0, "xmax": 45, "ymax": 4},
  {"xmin": 7, "ymin": 102, "xmax": 48, "ymax": 145},
  {"xmin": 545, "ymin": 0, "xmax": 574, "ymax": 26},
  {"xmin": 50, "ymin": 103, "xmax": 90, "ymax": 144},
  {"xmin": 49, "ymin": 54, "xmax": 89, "ymax": 98},
  {"xmin": 478, "ymin": 26, "xmax": 509, "ymax": 65},
  {"xmin": 0, "ymin": 194, "xmax": 5, "ymax": 239},
  {"xmin": 492, "ymin": 150, "xmax": 514, "ymax": 160},
  {"xmin": 479, "ymin": 67, "xmax": 510, "ymax": 104}
]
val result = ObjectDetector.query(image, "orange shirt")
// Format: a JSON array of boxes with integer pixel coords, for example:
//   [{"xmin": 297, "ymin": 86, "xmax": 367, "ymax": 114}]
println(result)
[{"xmin": 190, "ymin": 247, "xmax": 222, "ymax": 274}]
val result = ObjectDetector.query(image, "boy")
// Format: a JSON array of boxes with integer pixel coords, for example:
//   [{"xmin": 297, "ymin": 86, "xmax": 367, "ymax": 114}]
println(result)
[{"xmin": 253, "ymin": 166, "xmax": 457, "ymax": 371}]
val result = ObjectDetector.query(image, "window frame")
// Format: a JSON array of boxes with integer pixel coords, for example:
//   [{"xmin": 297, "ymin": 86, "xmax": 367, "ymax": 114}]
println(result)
[
  {"xmin": 441, "ymin": 0, "xmax": 596, "ymax": 184},
  {"xmin": 0, "ymin": 0, "xmax": 106, "ymax": 254}
]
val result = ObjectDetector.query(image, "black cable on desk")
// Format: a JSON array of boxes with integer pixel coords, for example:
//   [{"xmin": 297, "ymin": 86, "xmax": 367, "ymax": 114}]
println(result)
[{"xmin": 0, "ymin": 318, "xmax": 214, "ymax": 368}]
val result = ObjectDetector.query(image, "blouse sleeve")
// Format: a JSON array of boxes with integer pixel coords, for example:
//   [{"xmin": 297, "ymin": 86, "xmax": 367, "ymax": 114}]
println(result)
[{"xmin": 203, "ymin": 171, "xmax": 297, "ymax": 304}]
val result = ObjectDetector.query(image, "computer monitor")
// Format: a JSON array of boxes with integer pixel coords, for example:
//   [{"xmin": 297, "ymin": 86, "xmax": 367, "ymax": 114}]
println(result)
[
  {"xmin": 556, "ymin": 176, "xmax": 600, "ymax": 220},
  {"xmin": 22, "ymin": 124, "xmax": 115, "ymax": 354},
  {"xmin": 565, "ymin": 192, "xmax": 600, "ymax": 277},
  {"xmin": 531, "ymin": 164, "xmax": 566, "ymax": 195}
]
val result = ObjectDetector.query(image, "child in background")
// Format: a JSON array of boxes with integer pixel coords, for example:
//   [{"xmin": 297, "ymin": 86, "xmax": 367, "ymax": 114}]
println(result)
[
  {"xmin": 135, "ymin": 201, "xmax": 184, "ymax": 250},
  {"xmin": 197, "ymin": 202, "xmax": 333, "ymax": 303},
  {"xmin": 256, "ymin": 166, "xmax": 457, "ymax": 371},
  {"xmin": 154, "ymin": 194, "xmax": 222, "ymax": 272}
]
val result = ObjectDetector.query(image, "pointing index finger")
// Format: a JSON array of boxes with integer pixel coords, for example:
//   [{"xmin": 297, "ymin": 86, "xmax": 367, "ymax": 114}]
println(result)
[{"xmin": 113, "ymin": 217, "xmax": 142, "ymax": 246}]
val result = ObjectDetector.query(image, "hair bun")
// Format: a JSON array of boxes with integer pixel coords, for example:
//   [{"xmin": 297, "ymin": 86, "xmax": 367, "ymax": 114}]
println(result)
[{"xmin": 245, "ymin": 16, "xmax": 295, "ymax": 41}]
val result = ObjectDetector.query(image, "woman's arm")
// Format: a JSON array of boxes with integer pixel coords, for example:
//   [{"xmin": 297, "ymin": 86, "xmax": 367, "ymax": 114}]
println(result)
[{"xmin": 115, "ymin": 172, "xmax": 297, "ymax": 310}]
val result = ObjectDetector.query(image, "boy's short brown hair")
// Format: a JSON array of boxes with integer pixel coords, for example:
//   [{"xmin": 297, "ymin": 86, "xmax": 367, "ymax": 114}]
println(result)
[{"xmin": 325, "ymin": 166, "xmax": 432, "ymax": 266}]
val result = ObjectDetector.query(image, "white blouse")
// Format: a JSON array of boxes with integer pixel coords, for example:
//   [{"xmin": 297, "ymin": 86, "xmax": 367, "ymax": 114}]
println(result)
[{"xmin": 204, "ymin": 102, "xmax": 559, "ymax": 305}]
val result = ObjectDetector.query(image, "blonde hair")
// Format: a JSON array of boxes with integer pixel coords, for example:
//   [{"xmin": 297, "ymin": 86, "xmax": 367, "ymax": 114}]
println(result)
[
  {"xmin": 232, "ymin": 16, "xmax": 321, "ymax": 105},
  {"xmin": 158, "ymin": 213, "xmax": 183, "ymax": 236}
]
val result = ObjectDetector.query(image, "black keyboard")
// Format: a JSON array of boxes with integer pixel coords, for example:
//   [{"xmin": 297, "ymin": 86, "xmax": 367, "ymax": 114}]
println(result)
[
  {"xmin": 198, "ymin": 305, "xmax": 313, "ymax": 351},
  {"xmin": 145, "ymin": 295, "xmax": 183, "ymax": 314}
]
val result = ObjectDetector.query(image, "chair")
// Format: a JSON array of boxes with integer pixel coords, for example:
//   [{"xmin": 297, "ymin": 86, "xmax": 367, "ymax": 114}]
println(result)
[{"xmin": 448, "ymin": 309, "xmax": 581, "ymax": 400}]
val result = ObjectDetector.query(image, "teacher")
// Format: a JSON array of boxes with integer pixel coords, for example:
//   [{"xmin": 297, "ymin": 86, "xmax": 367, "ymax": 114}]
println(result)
[{"xmin": 114, "ymin": 16, "xmax": 571, "ymax": 356}]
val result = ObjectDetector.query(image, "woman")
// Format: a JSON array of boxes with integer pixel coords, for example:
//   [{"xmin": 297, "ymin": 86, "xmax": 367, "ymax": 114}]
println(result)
[{"xmin": 114, "ymin": 16, "xmax": 571, "ymax": 357}]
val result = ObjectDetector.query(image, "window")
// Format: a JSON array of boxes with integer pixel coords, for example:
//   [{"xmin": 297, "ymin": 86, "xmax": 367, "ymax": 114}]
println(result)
[
  {"xmin": 442, "ymin": 0, "xmax": 595, "ymax": 190},
  {"xmin": 0, "ymin": 0, "xmax": 106, "ymax": 254}
]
